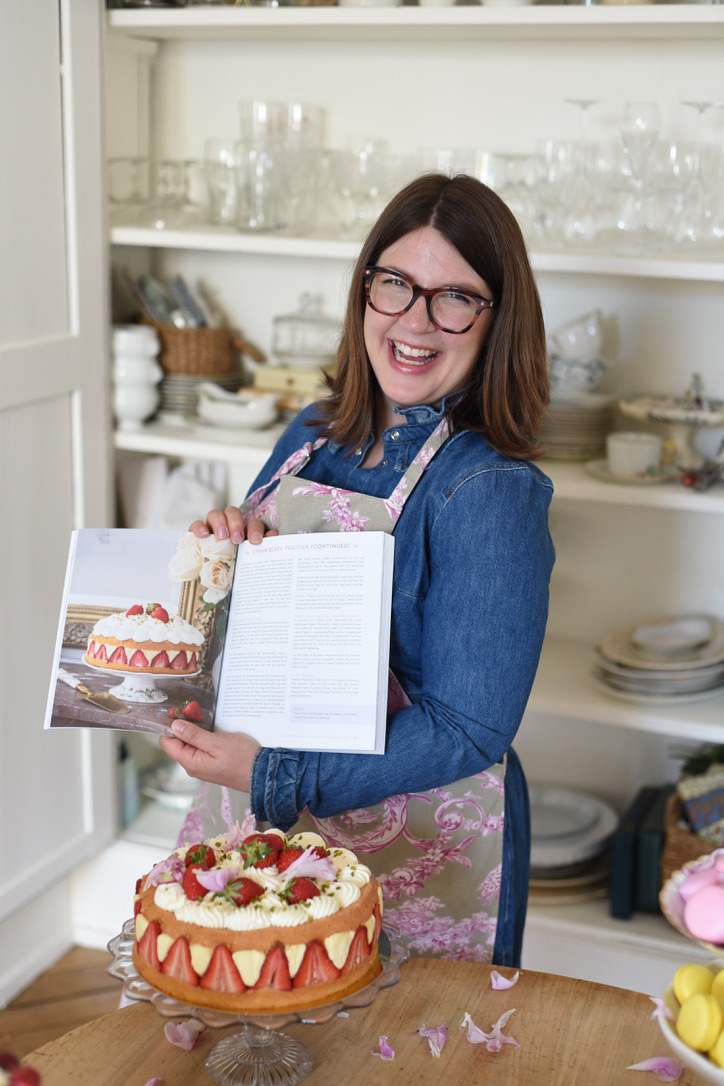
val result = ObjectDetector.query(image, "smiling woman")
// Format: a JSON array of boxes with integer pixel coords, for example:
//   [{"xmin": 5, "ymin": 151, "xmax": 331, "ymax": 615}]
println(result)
[{"xmin": 159, "ymin": 172, "xmax": 555, "ymax": 970}]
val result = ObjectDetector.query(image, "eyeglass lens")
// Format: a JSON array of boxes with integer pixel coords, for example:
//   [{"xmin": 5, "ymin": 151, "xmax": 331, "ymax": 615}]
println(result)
[{"xmin": 367, "ymin": 270, "xmax": 481, "ymax": 333}]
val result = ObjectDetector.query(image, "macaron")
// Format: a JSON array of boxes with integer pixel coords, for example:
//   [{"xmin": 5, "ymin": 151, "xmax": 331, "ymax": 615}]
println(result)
[
  {"xmin": 685, "ymin": 885, "xmax": 724, "ymax": 945},
  {"xmin": 679, "ymin": 867, "xmax": 721, "ymax": 902},
  {"xmin": 673, "ymin": 963, "xmax": 714, "ymax": 1003},
  {"xmin": 677, "ymin": 992, "xmax": 722, "ymax": 1051}
]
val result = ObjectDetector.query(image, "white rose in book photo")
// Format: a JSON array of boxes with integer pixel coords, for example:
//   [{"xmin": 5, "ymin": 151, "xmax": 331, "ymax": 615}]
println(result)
[
  {"xmin": 199, "ymin": 535, "xmax": 235, "ymax": 563},
  {"xmin": 200, "ymin": 559, "xmax": 233, "ymax": 605},
  {"xmin": 168, "ymin": 531, "xmax": 204, "ymax": 582}
]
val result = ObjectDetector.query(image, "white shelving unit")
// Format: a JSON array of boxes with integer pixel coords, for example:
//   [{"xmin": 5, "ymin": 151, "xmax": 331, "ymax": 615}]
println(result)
[{"xmin": 103, "ymin": 5, "xmax": 724, "ymax": 992}]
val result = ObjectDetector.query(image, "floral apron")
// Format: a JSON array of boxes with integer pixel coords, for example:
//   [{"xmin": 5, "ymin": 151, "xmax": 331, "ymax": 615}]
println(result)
[{"xmin": 240, "ymin": 421, "xmax": 506, "ymax": 961}]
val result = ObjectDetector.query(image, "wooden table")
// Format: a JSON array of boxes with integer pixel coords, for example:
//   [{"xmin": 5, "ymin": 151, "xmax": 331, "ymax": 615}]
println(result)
[{"xmin": 27, "ymin": 958, "xmax": 701, "ymax": 1085}]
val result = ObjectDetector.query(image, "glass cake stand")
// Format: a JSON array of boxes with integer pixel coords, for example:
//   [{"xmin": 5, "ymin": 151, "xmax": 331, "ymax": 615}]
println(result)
[
  {"xmin": 85, "ymin": 659, "xmax": 200, "ymax": 703},
  {"xmin": 108, "ymin": 918, "xmax": 408, "ymax": 1086}
]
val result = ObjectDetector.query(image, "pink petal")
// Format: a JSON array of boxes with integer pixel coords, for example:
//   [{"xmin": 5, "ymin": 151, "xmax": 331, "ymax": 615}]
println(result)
[
  {"xmin": 174, "ymin": 785, "xmax": 209, "ymax": 849},
  {"xmin": 195, "ymin": 865, "xmax": 241, "ymax": 892},
  {"xmin": 627, "ymin": 1057, "xmax": 683, "ymax": 1082},
  {"xmin": 164, "ymin": 1020, "xmax": 207, "ymax": 1050},
  {"xmin": 459, "ymin": 1009, "xmax": 519, "ymax": 1052},
  {"xmin": 144, "ymin": 1080, "xmax": 164, "ymax": 1085},
  {"xmin": 372, "ymin": 1035, "xmax": 395, "ymax": 1060},
  {"xmin": 240, "ymin": 810, "xmax": 257, "ymax": 839},
  {"xmin": 649, "ymin": 997, "xmax": 675, "ymax": 1022},
  {"xmin": 491, "ymin": 970, "xmax": 520, "ymax": 990},
  {"xmin": 145, "ymin": 855, "xmax": 185, "ymax": 887},
  {"xmin": 220, "ymin": 787, "xmax": 234, "ymax": 833},
  {"xmin": 281, "ymin": 848, "xmax": 337, "ymax": 882},
  {"xmin": 419, "ymin": 1023, "xmax": 447, "ymax": 1058}
]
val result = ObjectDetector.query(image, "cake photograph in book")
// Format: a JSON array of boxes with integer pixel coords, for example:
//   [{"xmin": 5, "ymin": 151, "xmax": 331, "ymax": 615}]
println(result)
[{"xmin": 44, "ymin": 528, "xmax": 232, "ymax": 736}]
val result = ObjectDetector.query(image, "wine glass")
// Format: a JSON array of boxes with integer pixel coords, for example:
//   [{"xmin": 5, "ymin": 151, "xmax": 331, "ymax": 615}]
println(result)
[
  {"xmin": 675, "ymin": 100, "xmax": 714, "ymax": 246},
  {"xmin": 619, "ymin": 100, "xmax": 661, "ymax": 251},
  {"xmin": 561, "ymin": 98, "xmax": 599, "ymax": 246}
]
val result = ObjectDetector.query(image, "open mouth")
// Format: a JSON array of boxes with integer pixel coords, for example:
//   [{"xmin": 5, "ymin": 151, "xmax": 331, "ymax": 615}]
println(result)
[{"xmin": 391, "ymin": 340, "xmax": 438, "ymax": 366}]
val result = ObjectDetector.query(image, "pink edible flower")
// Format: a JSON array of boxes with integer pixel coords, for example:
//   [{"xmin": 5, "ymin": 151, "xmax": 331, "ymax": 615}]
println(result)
[
  {"xmin": 491, "ymin": 969, "xmax": 520, "ymax": 990},
  {"xmin": 371, "ymin": 1036, "xmax": 395, "ymax": 1060},
  {"xmin": 281, "ymin": 847, "xmax": 337, "ymax": 882},
  {"xmin": 195, "ymin": 865, "xmax": 241, "ymax": 892},
  {"xmin": 459, "ymin": 1009, "xmax": 519, "ymax": 1052},
  {"xmin": 226, "ymin": 821, "xmax": 245, "ymax": 849},
  {"xmin": 240, "ymin": 809, "xmax": 257, "ymax": 839},
  {"xmin": 220, "ymin": 787, "xmax": 234, "ymax": 833},
  {"xmin": 164, "ymin": 1019, "xmax": 206, "ymax": 1050},
  {"xmin": 145, "ymin": 855, "xmax": 185, "ymax": 887},
  {"xmin": 649, "ymin": 997, "xmax": 674, "ymax": 1022},
  {"xmin": 627, "ymin": 1057, "xmax": 683, "ymax": 1082},
  {"xmin": 175, "ymin": 785, "xmax": 209, "ymax": 849},
  {"xmin": 419, "ymin": 1023, "xmax": 447, "ymax": 1058}
]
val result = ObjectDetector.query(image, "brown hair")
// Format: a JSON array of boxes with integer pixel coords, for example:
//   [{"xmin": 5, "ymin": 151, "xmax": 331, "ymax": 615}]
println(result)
[{"xmin": 311, "ymin": 172, "xmax": 549, "ymax": 461}]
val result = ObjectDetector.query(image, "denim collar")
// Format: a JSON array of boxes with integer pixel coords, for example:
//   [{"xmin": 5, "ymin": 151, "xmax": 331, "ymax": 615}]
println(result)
[{"xmin": 329, "ymin": 393, "xmax": 460, "ymax": 455}]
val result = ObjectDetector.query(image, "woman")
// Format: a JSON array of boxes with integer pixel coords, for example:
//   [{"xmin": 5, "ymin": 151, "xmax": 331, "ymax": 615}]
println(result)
[{"xmin": 160, "ymin": 173, "xmax": 555, "ymax": 967}]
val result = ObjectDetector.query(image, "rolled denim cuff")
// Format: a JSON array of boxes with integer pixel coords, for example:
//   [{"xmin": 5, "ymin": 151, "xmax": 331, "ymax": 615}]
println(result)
[{"xmin": 250, "ymin": 746, "xmax": 304, "ymax": 831}]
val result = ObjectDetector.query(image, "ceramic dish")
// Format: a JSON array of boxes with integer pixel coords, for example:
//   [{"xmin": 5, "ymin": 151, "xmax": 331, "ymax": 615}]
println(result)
[
  {"xmin": 590, "ymin": 674, "xmax": 724, "ymax": 705},
  {"xmin": 658, "ymin": 962, "xmax": 724, "ymax": 1086},
  {"xmin": 599, "ymin": 618, "xmax": 724, "ymax": 672},
  {"xmin": 660, "ymin": 852, "xmax": 724, "ymax": 957},
  {"xmin": 529, "ymin": 787, "xmax": 618, "ymax": 869},
  {"xmin": 585, "ymin": 459, "xmax": 677, "ymax": 486},
  {"xmin": 196, "ymin": 384, "xmax": 279, "ymax": 429}
]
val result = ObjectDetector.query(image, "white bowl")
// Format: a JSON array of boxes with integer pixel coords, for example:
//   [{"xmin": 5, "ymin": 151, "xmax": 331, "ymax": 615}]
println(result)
[
  {"xmin": 547, "ymin": 309, "xmax": 604, "ymax": 365},
  {"xmin": 658, "ymin": 965, "xmax": 724, "ymax": 1086},
  {"xmin": 196, "ymin": 386, "xmax": 278, "ymax": 429}
]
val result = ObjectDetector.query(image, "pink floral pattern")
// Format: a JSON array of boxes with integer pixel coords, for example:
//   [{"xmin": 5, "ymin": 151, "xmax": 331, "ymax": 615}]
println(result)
[{"xmin": 297, "ymin": 765, "xmax": 506, "ymax": 962}]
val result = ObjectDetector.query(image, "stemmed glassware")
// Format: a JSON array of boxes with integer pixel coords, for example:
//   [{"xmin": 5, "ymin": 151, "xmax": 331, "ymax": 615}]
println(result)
[
  {"xmin": 675, "ymin": 99, "xmax": 713, "ymax": 246},
  {"xmin": 562, "ymin": 98, "xmax": 599, "ymax": 246},
  {"xmin": 619, "ymin": 100, "xmax": 661, "ymax": 252}
]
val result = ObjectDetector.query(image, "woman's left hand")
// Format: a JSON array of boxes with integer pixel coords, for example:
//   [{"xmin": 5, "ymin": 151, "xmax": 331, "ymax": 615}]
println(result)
[{"xmin": 159, "ymin": 721, "xmax": 260, "ymax": 795}]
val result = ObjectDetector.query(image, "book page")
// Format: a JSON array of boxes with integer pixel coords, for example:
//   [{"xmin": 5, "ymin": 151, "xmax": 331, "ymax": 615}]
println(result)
[{"xmin": 214, "ymin": 532, "xmax": 394, "ymax": 753}]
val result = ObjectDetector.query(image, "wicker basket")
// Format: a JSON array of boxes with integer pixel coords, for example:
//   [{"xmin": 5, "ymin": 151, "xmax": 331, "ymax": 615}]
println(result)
[
  {"xmin": 142, "ymin": 319, "xmax": 238, "ymax": 376},
  {"xmin": 660, "ymin": 790, "xmax": 718, "ymax": 887}
]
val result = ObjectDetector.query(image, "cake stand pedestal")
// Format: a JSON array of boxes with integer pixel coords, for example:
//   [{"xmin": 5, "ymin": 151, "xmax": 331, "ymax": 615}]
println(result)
[
  {"xmin": 619, "ymin": 388, "xmax": 724, "ymax": 471},
  {"xmin": 108, "ymin": 918, "xmax": 408, "ymax": 1086},
  {"xmin": 85, "ymin": 660, "xmax": 200, "ymax": 704}
]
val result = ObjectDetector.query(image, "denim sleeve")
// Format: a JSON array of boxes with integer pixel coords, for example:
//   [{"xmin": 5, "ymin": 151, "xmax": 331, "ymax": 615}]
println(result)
[{"xmin": 250, "ymin": 463, "xmax": 554, "ymax": 831}]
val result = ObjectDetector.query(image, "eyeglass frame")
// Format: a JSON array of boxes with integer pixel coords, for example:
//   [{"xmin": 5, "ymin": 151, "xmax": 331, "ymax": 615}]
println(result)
[{"xmin": 363, "ymin": 265, "xmax": 495, "ymax": 335}]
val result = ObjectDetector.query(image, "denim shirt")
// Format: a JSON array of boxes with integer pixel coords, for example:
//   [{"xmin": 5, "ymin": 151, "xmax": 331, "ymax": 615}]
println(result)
[{"xmin": 248, "ymin": 398, "xmax": 555, "ymax": 832}]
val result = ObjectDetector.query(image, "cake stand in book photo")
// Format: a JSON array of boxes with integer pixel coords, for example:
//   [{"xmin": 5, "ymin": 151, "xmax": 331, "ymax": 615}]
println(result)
[
  {"xmin": 84, "ymin": 658, "xmax": 201, "ymax": 704},
  {"xmin": 108, "ymin": 918, "xmax": 409, "ymax": 1086}
]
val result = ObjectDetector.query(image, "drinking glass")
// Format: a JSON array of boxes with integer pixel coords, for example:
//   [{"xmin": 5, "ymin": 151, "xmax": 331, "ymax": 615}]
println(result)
[
  {"xmin": 619, "ymin": 100, "xmax": 661, "ymax": 251},
  {"xmin": 335, "ymin": 139, "xmax": 391, "ymax": 240},
  {"xmin": 234, "ymin": 141, "xmax": 285, "ymax": 233},
  {"xmin": 107, "ymin": 157, "xmax": 151, "ymax": 226},
  {"xmin": 561, "ymin": 98, "xmax": 599, "ymax": 246},
  {"xmin": 675, "ymin": 100, "xmax": 713, "ymax": 247},
  {"xmin": 204, "ymin": 138, "xmax": 239, "ymax": 227}
]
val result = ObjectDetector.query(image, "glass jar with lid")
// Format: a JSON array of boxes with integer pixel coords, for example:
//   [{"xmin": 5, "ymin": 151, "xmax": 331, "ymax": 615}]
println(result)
[{"xmin": 271, "ymin": 294, "xmax": 340, "ymax": 370}]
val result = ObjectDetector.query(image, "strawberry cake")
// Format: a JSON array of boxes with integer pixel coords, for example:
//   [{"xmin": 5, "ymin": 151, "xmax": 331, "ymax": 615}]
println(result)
[
  {"xmin": 132, "ymin": 828, "xmax": 383, "ymax": 1013},
  {"xmin": 84, "ymin": 603, "xmax": 204, "ymax": 675}
]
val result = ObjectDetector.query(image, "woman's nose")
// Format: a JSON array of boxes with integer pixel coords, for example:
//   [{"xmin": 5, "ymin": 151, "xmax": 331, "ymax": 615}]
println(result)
[{"xmin": 402, "ymin": 294, "xmax": 435, "ymax": 332}]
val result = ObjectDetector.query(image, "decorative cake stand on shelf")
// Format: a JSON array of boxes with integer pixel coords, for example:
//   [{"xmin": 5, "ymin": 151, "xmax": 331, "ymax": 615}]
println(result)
[
  {"xmin": 85, "ymin": 660, "xmax": 200, "ymax": 704},
  {"xmin": 108, "ymin": 918, "xmax": 408, "ymax": 1086},
  {"xmin": 619, "ymin": 383, "xmax": 724, "ymax": 471}
]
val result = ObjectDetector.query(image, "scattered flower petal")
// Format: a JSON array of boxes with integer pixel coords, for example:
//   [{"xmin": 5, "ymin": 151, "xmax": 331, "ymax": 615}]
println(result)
[
  {"xmin": 627, "ymin": 1057, "xmax": 683, "ymax": 1082},
  {"xmin": 175, "ymin": 785, "xmax": 209, "ymax": 849},
  {"xmin": 240, "ymin": 810, "xmax": 256, "ymax": 839},
  {"xmin": 649, "ymin": 997, "xmax": 674, "ymax": 1022},
  {"xmin": 144, "ymin": 1079, "xmax": 164, "ymax": 1085},
  {"xmin": 459, "ymin": 1009, "xmax": 519, "ymax": 1052},
  {"xmin": 491, "ymin": 970, "xmax": 520, "ymax": 990},
  {"xmin": 145, "ymin": 855, "xmax": 185, "ymax": 887},
  {"xmin": 372, "ymin": 1036, "xmax": 395, "ymax": 1060},
  {"xmin": 337, "ymin": 1011, "xmax": 350, "ymax": 1018},
  {"xmin": 195, "ymin": 865, "xmax": 241, "ymax": 892},
  {"xmin": 220, "ymin": 787, "xmax": 234, "ymax": 833},
  {"xmin": 281, "ymin": 847, "xmax": 337, "ymax": 882},
  {"xmin": 164, "ymin": 1019, "xmax": 207, "ymax": 1050},
  {"xmin": 419, "ymin": 1023, "xmax": 447, "ymax": 1058}
]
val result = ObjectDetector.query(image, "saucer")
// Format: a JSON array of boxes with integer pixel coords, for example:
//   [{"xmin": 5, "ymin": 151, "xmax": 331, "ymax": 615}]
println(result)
[{"xmin": 585, "ymin": 459, "xmax": 677, "ymax": 486}]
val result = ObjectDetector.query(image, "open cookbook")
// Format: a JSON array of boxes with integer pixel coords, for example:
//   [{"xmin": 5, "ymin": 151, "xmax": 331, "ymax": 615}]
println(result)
[{"xmin": 44, "ymin": 527, "xmax": 395, "ymax": 754}]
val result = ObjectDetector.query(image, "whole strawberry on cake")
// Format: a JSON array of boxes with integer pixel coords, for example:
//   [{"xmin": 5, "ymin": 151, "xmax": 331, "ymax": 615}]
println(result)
[
  {"xmin": 85, "ymin": 603, "xmax": 204, "ymax": 675},
  {"xmin": 132, "ymin": 827, "xmax": 383, "ymax": 1013}
]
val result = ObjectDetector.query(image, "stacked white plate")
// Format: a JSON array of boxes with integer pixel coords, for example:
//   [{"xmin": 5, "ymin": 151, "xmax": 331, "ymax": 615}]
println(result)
[
  {"xmin": 528, "ymin": 785, "xmax": 618, "ymax": 903},
  {"xmin": 540, "ymin": 393, "xmax": 615, "ymax": 461},
  {"xmin": 158, "ymin": 372, "xmax": 244, "ymax": 419},
  {"xmin": 593, "ymin": 614, "xmax": 724, "ymax": 703}
]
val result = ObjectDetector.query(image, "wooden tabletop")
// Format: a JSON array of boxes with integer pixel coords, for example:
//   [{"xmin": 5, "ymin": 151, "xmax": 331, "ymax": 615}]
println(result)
[{"xmin": 28, "ymin": 958, "xmax": 701, "ymax": 1085}]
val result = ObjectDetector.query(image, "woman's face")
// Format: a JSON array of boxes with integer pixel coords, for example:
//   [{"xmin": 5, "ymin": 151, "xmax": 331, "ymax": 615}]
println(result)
[{"xmin": 363, "ymin": 226, "xmax": 493, "ymax": 429}]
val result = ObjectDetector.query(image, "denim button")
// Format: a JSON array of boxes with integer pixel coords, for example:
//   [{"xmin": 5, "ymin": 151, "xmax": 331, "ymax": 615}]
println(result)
[
  {"xmin": 390, "ymin": 430, "xmax": 400, "ymax": 440},
  {"xmin": 355, "ymin": 448, "xmax": 362, "ymax": 456},
  {"xmin": 381, "ymin": 459, "xmax": 389, "ymax": 467}
]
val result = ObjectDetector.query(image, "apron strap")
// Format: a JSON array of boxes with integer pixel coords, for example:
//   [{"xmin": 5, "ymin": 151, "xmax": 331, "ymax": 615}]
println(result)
[{"xmin": 243, "ymin": 436, "xmax": 328, "ymax": 515}]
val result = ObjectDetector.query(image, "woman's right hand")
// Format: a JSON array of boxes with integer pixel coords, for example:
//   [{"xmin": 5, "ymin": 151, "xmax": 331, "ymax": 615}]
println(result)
[{"xmin": 189, "ymin": 507, "xmax": 278, "ymax": 546}]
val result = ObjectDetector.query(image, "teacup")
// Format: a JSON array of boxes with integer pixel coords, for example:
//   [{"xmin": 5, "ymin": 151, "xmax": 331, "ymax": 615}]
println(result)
[
  {"xmin": 606, "ymin": 431, "xmax": 675, "ymax": 477},
  {"xmin": 549, "ymin": 354, "xmax": 605, "ymax": 397},
  {"xmin": 547, "ymin": 309, "xmax": 604, "ymax": 365}
]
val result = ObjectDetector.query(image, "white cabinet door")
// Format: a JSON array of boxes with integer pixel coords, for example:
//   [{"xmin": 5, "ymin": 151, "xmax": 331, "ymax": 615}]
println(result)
[{"xmin": 0, "ymin": 0, "xmax": 115, "ymax": 1002}]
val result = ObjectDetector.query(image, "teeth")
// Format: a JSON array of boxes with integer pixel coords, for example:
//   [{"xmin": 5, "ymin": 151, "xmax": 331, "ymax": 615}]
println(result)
[{"xmin": 392, "ymin": 341, "xmax": 436, "ymax": 365}]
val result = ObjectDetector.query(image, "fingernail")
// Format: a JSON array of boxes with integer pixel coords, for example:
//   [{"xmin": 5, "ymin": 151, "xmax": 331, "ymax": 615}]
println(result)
[
  {"xmin": 231, "ymin": 530, "xmax": 242, "ymax": 543},
  {"xmin": 171, "ymin": 720, "xmax": 185, "ymax": 737},
  {"xmin": 249, "ymin": 530, "xmax": 262, "ymax": 544},
  {"xmin": 216, "ymin": 527, "xmax": 229, "ymax": 540}
]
